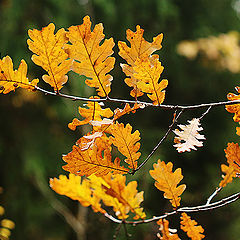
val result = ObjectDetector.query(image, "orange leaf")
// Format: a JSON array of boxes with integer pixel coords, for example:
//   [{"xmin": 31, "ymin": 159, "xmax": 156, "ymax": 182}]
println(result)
[
  {"xmin": 173, "ymin": 118, "xmax": 205, "ymax": 153},
  {"xmin": 157, "ymin": 219, "xmax": 180, "ymax": 240},
  {"xmin": 27, "ymin": 23, "xmax": 72, "ymax": 92},
  {"xmin": 133, "ymin": 57, "xmax": 168, "ymax": 105},
  {"xmin": 62, "ymin": 142, "xmax": 128, "ymax": 177},
  {"xmin": 113, "ymin": 103, "xmax": 142, "ymax": 121},
  {"xmin": 91, "ymin": 174, "xmax": 146, "ymax": 220},
  {"xmin": 226, "ymin": 87, "xmax": 240, "ymax": 123},
  {"xmin": 118, "ymin": 25, "xmax": 163, "ymax": 98},
  {"xmin": 68, "ymin": 97, "xmax": 113, "ymax": 130},
  {"xmin": 149, "ymin": 160, "xmax": 186, "ymax": 208},
  {"xmin": 224, "ymin": 142, "xmax": 240, "ymax": 172},
  {"xmin": 50, "ymin": 174, "xmax": 105, "ymax": 213},
  {"xmin": 65, "ymin": 16, "xmax": 115, "ymax": 97},
  {"xmin": 180, "ymin": 213, "xmax": 205, "ymax": 240},
  {"xmin": 0, "ymin": 56, "xmax": 38, "ymax": 94},
  {"xmin": 110, "ymin": 122, "xmax": 141, "ymax": 169},
  {"xmin": 219, "ymin": 164, "xmax": 237, "ymax": 187}
]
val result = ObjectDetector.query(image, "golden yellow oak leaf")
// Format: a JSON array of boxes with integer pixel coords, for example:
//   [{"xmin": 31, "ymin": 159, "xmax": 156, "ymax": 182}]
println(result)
[
  {"xmin": 50, "ymin": 174, "xmax": 105, "ymax": 213},
  {"xmin": 219, "ymin": 164, "xmax": 237, "ymax": 187},
  {"xmin": 68, "ymin": 97, "xmax": 113, "ymax": 130},
  {"xmin": 65, "ymin": 16, "xmax": 115, "ymax": 97},
  {"xmin": 224, "ymin": 142, "xmax": 240, "ymax": 172},
  {"xmin": 180, "ymin": 213, "xmax": 205, "ymax": 240},
  {"xmin": 173, "ymin": 118, "xmax": 205, "ymax": 153},
  {"xmin": 226, "ymin": 87, "xmax": 240, "ymax": 123},
  {"xmin": 149, "ymin": 160, "xmax": 186, "ymax": 208},
  {"xmin": 27, "ymin": 23, "xmax": 72, "ymax": 92},
  {"xmin": 90, "ymin": 174, "xmax": 146, "ymax": 220},
  {"xmin": 118, "ymin": 25, "xmax": 163, "ymax": 98},
  {"xmin": 0, "ymin": 56, "xmax": 38, "ymax": 94},
  {"xmin": 110, "ymin": 122, "xmax": 141, "ymax": 170},
  {"xmin": 62, "ymin": 143, "xmax": 128, "ymax": 177},
  {"xmin": 133, "ymin": 57, "xmax": 168, "ymax": 105},
  {"xmin": 157, "ymin": 219, "xmax": 180, "ymax": 240},
  {"xmin": 113, "ymin": 103, "xmax": 142, "ymax": 121}
]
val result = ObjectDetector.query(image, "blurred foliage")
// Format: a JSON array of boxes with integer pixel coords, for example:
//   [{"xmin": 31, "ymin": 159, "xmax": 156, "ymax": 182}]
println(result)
[
  {"xmin": 177, "ymin": 31, "xmax": 240, "ymax": 73},
  {"xmin": 1, "ymin": 0, "xmax": 240, "ymax": 239}
]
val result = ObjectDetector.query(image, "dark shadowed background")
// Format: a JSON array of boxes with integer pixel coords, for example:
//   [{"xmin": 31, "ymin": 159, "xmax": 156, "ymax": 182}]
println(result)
[{"xmin": 1, "ymin": 0, "xmax": 240, "ymax": 239}]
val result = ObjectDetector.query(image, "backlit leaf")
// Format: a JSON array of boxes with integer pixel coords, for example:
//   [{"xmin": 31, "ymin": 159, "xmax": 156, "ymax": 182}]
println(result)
[
  {"xmin": 173, "ymin": 118, "xmax": 205, "ymax": 153},
  {"xmin": 28, "ymin": 23, "xmax": 72, "ymax": 92},
  {"xmin": 219, "ymin": 164, "xmax": 237, "ymax": 187},
  {"xmin": 68, "ymin": 97, "xmax": 113, "ymax": 130},
  {"xmin": 180, "ymin": 213, "xmax": 205, "ymax": 240},
  {"xmin": 149, "ymin": 160, "xmax": 186, "ymax": 208},
  {"xmin": 224, "ymin": 142, "xmax": 240, "ymax": 172},
  {"xmin": 226, "ymin": 87, "xmax": 240, "ymax": 122},
  {"xmin": 62, "ymin": 143, "xmax": 128, "ymax": 177},
  {"xmin": 0, "ymin": 56, "xmax": 38, "ymax": 94},
  {"xmin": 65, "ymin": 16, "xmax": 115, "ymax": 97},
  {"xmin": 113, "ymin": 103, "xmax": 142, "ymax": 121},
  {"xmin": 133, "ymin": 57, "xmax": 168, "ymax": 105},
  {"xmin": 50, "ymin": 174, "xmax": 105, "ymax": 213},
  {"xmin": 110, "ymin": 122, "xmax": 141, "ymax": 169},
  {"xmin": 91, "ymin": 174, "xmax": 146, "ymax": 220},
  {"xmin": 118, "ymin": 25, "xmax": 163, "ymax": 98}
]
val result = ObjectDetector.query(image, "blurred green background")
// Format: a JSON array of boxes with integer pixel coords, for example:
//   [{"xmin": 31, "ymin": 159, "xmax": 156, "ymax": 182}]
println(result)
[{"xmin": 1, "ymin": 0, "xmax": 240, "ymax": 239}]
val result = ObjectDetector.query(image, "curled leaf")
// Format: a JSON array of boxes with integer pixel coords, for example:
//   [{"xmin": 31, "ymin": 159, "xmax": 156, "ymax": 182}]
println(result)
[
  {"xmin": 157, "ymin": 219, "xmax": 180, "ymax": 240},
  {"xmin": 68, "ymin": 98, "xmax": 113, "ymax": 130}
]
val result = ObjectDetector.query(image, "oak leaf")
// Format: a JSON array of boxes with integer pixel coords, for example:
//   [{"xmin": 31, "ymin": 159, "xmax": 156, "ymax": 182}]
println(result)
[
  {"xmin": 173, "ymin": 118, "xmax": 205, "ymax": 153},
  {"xmin": 91, "ymin": 174, "xmax": 146, "ymax": 220},
  {"xmin": 27, "ymin": 23, "xmax": 72, "ymax": 92},
  {"xmin": 224, "ymin": 142, "xmax": 240, "ymax": 172},
  {"xmin": 62, "ymin": 144, "xmax": 128, "ymax": 177},
  {"xmin": 0, "ymin": 56, "xmax": 38, "ymax": 94},
  {"xmin": 113, "ymin": 103, "xmax": 142, "ymax": 121},
  {"xmin": 219, "ymin": 164, "xmax": 237, "ymax": 187},
  {"xmin": 133, "ymin": 57, "xmax": 168, "ymax": 105},
  {"xmin": 68, "ymin": 98, "xmax": 113, "ymax": 130},
  {"xmin": 118, "ymin": 25, "xmax": 163, "ymax": 98},
  {"xmin": 110, "ymin": 122, "xmax": 141, "ymax": 169},
  {"xmin": 226, "ymin": 87, "xmax": 240, "ymax": 121},
  {"xmin": 50, "ymin": 174, "xmax": 104, "ymax": 213},
  {"xmin": 157, "ymin": 219, "xmax": 180, "ymax": 240},
  {"xmin": 180, "ymin": 213, "xmax": 205, "ymax": 240},
  {"xmin": 65, "ymin": 16, "xmax": 115, "ymax": 97},
  {"xmin": 149, "ymin": 160, "xmax": 186, "ymax": 208}
]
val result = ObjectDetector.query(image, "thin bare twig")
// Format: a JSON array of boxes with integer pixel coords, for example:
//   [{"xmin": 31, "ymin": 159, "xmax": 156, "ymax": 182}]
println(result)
[
  {"xmin": 199, "ymin": 106, "xmax": 212, "ymax": 120},
  {"xmin": 103, "ymin": 191, "xmax": 240, "ymax": 225},
  {"xmin": 132, "ymin": 110, "xmax": 184, "ymax": 173},
  {"xmin": 33, "ymin": 86, "xmax": 240, "ymax": 110},
  {"xmin": 206, "ymin": 187, "xmax": 222, "ymax": 205}
]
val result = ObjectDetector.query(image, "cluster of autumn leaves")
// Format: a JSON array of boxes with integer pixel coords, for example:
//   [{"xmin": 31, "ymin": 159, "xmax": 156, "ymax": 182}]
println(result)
[{"xmin": 1, "ymin": 15, "xmax": 240, "ymax": 239}]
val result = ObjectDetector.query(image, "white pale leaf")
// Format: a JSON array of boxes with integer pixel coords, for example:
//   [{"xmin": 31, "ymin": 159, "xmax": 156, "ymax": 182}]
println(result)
[{"xmin": 173, "ymin": 118, "xmax": 205, "ymax": 153}]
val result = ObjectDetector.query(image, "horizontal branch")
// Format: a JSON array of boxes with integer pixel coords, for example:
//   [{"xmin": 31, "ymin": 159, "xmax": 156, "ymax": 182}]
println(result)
[
  {"xmin": 34, "ymin": 86, "xmax": 240, "ymax": 110},
  {"xmin": 103, "ymin": 191, "xmax": 240, "ymax": 225}
]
